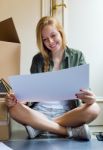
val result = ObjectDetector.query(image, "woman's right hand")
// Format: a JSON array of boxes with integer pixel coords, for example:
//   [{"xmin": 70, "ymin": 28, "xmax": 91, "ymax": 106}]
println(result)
[{"xmin": 6, "ymin": 93, "xmax": 17, "ymax": 108}]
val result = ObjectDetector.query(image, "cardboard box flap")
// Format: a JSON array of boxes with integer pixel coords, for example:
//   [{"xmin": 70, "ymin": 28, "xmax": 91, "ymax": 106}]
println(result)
[{"xmin": 0, "ymin": 17, "xmax": 20, "ymax": 43}]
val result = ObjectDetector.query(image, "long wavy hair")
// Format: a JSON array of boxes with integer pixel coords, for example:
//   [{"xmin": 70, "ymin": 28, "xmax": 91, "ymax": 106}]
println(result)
[{"xmin": 36, "ymin": 16, "xmax": 67, "ymax": 72}]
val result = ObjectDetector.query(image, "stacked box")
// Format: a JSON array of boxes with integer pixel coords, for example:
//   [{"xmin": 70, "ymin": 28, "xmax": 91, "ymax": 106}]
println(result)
[
  {"xmin": 0, "ymin": 18, "xmax": 20, "ymax": 140},
  {"xmin": 0, "ymin": 98, "xmax": 11, "ymax": 140},
  {"xmin": 0, "ymin": 17, "xmax": 20, "ymax": 79}
]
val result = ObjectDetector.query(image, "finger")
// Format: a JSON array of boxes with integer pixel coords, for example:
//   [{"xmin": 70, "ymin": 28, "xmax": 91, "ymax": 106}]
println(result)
[
  {"xmin": 81, "ymin": 89, "xmax": 95, "ymax": 95},
  {"xmin": 76, "ymin": 95, "xmax": 96, "ymax": 104},
  {"xmin": 5, "ymin": 94, "xmax": 17, "ymax": 105},
  {"xmin": 76, "ymin": 93, "xmax": 95, "ymax": 99},
  {"xmin": 77, "ymin": 89, "xmax": 95, "ymax": 96},
  {"xmin": 7, "ymin": 93, "xmax": 17, "ymax": 100}
]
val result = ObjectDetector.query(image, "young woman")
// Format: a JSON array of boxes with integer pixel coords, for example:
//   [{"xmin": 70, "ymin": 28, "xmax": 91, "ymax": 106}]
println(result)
[{"xmin": 6, "ymin": 16, "xmax": 100, "ymax": 140}]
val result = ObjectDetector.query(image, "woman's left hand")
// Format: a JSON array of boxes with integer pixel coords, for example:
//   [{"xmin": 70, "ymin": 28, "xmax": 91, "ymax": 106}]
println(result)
[{"xmin": 75, "ymin": 89, "xmax": 96, "ymax": 105}]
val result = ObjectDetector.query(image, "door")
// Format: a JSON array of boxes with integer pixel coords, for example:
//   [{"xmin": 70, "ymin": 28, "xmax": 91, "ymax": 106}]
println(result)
[{"xmin": 49, "ymin": 0, "xmax": 69, "ymax": 40}]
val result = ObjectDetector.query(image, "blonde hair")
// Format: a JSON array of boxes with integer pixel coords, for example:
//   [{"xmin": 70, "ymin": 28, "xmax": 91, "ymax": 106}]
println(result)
[{"xmin": 36, "ymin": 16, "xmax": 67, "ymax": 72}]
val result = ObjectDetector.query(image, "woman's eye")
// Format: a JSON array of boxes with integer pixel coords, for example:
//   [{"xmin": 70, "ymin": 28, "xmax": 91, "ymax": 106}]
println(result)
[
  {"xmin": 51, "ymin": 34, "xmax": 56, "ymax": 38},
  {"xmin": 43, "ymin": 39, "xmax": 47, "ymax": 42}
]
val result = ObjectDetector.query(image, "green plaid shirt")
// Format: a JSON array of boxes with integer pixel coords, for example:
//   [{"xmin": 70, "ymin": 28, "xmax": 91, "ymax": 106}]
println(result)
[{"xmin": 30, "ymin": 46, "xmax": 86, "ymax": 73}]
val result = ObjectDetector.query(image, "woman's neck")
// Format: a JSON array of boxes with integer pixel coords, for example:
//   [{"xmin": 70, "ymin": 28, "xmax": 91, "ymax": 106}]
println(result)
[{"xmin": 52, "ymin": 49, "xmax": 64, "ymax": 70}]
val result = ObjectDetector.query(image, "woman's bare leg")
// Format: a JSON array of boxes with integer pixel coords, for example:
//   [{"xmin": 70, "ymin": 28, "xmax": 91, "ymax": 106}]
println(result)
[
  {"xmin": 53, "ymin": 103, "xmax": 100, "ymax": 127},
  {"xmin": 8, "ymin": 102, "xmax": 67, "ymax": 136}
]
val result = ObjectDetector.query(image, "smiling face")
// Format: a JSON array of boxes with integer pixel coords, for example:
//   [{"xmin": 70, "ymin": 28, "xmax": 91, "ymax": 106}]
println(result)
[
  {"xmin": 36, "ymin": 16, "xmax": 66, "ymax": 71},
  {"xmin": 42, "ymin": 25, "xmax": 63, "ymax": 54}
]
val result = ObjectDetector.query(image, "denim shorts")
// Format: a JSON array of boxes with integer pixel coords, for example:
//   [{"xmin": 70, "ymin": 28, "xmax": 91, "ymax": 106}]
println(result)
[
  {"xmin": 31, "ymin": 99, "xmax": 79, "ymax": 120},
  {"xmin": 33, "ymin": 102, "xmax": 70, "ymax": 120}
]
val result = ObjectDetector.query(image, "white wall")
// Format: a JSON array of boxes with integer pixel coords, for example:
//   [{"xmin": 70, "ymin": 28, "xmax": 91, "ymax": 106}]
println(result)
[
  {"xmin": 64, "ymin": 0, "xmax": 103, "ymax": 97},
  {"xmin": 0, "ymin": 0, "xmax": 41, "ymax": 74}
]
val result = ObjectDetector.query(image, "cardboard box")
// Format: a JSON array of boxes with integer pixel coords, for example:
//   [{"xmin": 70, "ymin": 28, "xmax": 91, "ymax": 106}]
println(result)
[
  {"xmin": 0, "ymin": 18, "xmax": 20, "ymax": 140},
  {"xmin": 0, "ymin": 17, "xmax": 20, "ymax": 79},
  {"xmin": 0, "ymin": 99, "xmax": 11, "ymax": 140},
  {"xmin": 0, "ymin": 99, "xmax": 8, "ymax": 120},
  {"xmin": 0, "ymin": 120, "xmax": 11, "ymax": 140},
  {"xmin": 0, "ymin": 125, "xmax": 10, "ymax": 140}
]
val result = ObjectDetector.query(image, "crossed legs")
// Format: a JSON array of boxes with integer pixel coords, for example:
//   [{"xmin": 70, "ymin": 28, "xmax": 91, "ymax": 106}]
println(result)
[{"xmin": 8, "ymin": 102, "xmax": 100, "ymax": 136}]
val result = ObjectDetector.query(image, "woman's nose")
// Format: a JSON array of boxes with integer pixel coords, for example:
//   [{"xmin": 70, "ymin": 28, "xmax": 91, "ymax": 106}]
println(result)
[{"xmin": 48, "ymin": 37, "xmax": 54, "ymax": 43}]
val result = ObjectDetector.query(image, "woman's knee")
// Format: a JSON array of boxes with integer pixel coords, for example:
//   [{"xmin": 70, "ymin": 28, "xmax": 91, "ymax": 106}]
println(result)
[
  {"xmin": 90, "ymin": 103, "xmax": 100, "ymax": 120},
  {"xmin": 82, "ymin": 103, "xmax": 100, "ymax": 123}
]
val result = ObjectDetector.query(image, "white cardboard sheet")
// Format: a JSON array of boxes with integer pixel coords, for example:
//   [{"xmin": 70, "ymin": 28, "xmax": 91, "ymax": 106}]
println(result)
[
  {"xmin": 0, "ymin": 142, "xmax": 13, "ymax": 150},
  {"xmin": 8, "ymin": 64, "xmax": 89, "ymax": 102}
]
